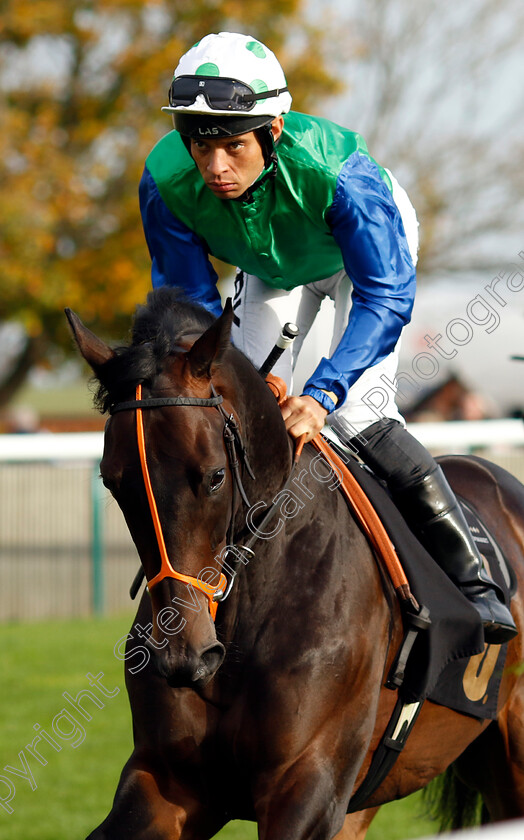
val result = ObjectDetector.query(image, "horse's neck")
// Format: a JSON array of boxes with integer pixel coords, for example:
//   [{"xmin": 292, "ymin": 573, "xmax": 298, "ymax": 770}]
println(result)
[
  {"xmin": 216, "ymin": 359, "xmax": 294, "ymax": 632},
  {"xmin": 227, "ymin": 354, "xmax": 293, "ymax": 499}
]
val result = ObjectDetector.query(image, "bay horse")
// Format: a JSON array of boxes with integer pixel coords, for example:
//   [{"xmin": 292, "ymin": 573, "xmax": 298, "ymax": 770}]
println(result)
[{"xmin": 66, "ymin": 288, "xmax": 524, "ymax": 840}]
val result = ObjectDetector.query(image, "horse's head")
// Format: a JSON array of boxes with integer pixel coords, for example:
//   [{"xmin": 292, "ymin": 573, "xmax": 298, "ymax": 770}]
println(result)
[{"xmin": 66, "ymin": 289, "xmax": 255, "ymax": 688}]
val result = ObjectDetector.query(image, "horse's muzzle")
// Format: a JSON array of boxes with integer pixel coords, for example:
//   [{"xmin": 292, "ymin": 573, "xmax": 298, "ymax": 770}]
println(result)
[{"xmin": 149, "ymin": 641, "xmax": 226, "ymax": 688}]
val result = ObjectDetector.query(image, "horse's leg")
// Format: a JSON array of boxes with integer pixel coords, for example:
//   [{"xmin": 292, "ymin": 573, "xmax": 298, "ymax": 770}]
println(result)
[
  {"xmin": 86, "ymin": 754, "xmax": 224, "ymax": 840},
  {"xmin": 253, "ymin": 766, "xmax": 351, "ymax": 840},
  {"xmin": 334, "ymin": 809, "xmax": 380, "ymax": 840},
  {"xmin": 250, "ymin": 654, "xmax": 391, "ymax": 838},
  {"xmin": 252, "ymin": 702, "xmax": 386, "ymax": 840}
]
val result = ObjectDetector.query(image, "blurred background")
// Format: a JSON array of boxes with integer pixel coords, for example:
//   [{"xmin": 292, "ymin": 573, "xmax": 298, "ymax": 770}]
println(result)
[
  {"xmin": 1, "ymin": 2, "xmax": 524, "ymax": 838},
  {"xmin": 1, "ymin": 0, "xmax": 524, "ymax": 430}
]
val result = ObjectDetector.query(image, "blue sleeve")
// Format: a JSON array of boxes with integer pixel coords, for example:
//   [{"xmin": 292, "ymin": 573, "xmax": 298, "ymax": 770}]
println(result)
[
  {"xmin": 139, "ymin": 166, "xmax": 223, "ymax": 318},
  {"xmin": 302, "ymin": 152, "xmax": 416, "ymax": 410}
]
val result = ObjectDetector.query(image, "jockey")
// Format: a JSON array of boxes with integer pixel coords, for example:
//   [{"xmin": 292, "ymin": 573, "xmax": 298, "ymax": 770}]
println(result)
[{"xmin": 139, "ymin": 32, "xmax": 516, "ymax": 644}]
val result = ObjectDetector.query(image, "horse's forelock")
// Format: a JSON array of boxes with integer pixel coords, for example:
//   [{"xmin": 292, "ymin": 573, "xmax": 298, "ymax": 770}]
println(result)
[
  {"xmin": 133, "ymin": 288, "xmax": 215, "ymax": 346},
  {"xmin": 93, "ymin": 287, "xmax": 216, "ymax": 413}
]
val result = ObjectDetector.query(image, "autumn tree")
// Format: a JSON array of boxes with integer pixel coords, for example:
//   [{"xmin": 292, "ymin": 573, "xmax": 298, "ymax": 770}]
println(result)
[
  {"xmin": 330, "ymin": 0, "xmax": 524, "ymax": 275},
  {"xmin": 0, "ymin": 0, "xmax": 340, "ymax": 405}
]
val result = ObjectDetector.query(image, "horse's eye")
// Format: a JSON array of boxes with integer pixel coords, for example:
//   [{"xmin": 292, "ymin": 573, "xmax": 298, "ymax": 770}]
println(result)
[{"xmin": 209, "ymin": 468, "xmax": 226, "ymax": 492}]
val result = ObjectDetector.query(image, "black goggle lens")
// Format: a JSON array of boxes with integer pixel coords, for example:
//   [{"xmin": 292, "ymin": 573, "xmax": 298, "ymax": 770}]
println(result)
[{"xmin": 168, "ymin": 76, "xmax": 257, "ymax": 112}]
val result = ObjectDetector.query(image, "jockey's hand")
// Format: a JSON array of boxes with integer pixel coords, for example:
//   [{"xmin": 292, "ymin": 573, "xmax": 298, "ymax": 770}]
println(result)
[{"xmin": 280, "ymin": 395, "xmax": 328, "ymax": 443}]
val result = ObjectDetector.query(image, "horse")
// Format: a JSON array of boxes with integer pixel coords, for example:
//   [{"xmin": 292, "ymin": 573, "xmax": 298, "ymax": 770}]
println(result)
[{"xmin": 66, "ymin": 287, "xmax": 524, "ymax": 840}]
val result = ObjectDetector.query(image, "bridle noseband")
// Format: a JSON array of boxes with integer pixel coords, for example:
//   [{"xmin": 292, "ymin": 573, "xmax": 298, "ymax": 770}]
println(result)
[{"xmin": 109, "ymin": 383, "xmax": 254, "ymax": 620}]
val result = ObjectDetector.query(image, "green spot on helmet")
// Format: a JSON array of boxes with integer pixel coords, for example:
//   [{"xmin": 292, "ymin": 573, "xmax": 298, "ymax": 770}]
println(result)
[
  {"xmin": 246, "ymin": 41, "xmax": 266, "ymax": 59},
  {"xmin": 195, "ymin": 62, "xmax": 220, "ymax": 76},
  {"xmin": 163, "ymin": 31, "xmax": 292, "ymax": 121}
]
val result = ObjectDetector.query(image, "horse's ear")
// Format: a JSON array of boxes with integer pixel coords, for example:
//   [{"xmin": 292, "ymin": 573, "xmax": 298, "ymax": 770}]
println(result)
[
  {"xmin": 186, "ymin": 299, "xmax": 233, "ymax": 379},
  {"xmin": 65, "ymin": 308, "xmax": 115, "ymax": 371}
]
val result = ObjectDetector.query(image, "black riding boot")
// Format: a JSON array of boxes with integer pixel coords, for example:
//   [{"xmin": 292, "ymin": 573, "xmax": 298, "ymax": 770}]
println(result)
[{"xmin": 347, "ymin": 418, "xmax": 517, "ymax": 645}]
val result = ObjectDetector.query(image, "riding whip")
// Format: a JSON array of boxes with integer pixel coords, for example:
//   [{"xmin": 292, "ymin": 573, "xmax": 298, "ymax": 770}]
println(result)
[{"xmin": 258, "ymin": 322, "xmax": 299, "ymax": 378}]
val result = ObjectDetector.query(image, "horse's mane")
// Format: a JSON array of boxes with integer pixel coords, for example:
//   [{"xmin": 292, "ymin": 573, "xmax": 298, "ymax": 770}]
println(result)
[{"xmin": 93, "ymin": 287, "xmax": 216, "ymax": 414}]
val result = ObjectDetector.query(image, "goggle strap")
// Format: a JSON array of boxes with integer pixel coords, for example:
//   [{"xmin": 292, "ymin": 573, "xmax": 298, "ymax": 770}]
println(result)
[{"xmin": 241, "ymin": 86, "xmax": 289, "ymax": 103}]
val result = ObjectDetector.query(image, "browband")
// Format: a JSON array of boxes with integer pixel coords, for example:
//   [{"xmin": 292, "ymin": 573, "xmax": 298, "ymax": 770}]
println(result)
[{"xmin": 110, "ymin": 395, "xmax": 223, "ymax": 414}]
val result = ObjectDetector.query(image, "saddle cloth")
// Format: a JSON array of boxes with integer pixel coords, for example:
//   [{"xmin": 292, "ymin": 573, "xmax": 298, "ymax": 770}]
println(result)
[{"xmin": 313, "ymin": 433, "xmax": 514, "ymax": 720}]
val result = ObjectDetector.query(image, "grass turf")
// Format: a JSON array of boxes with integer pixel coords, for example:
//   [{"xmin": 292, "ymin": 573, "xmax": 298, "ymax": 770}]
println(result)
[{"xmin": 0, "ymin": 616, "xmax": 437, "ymax": 839}]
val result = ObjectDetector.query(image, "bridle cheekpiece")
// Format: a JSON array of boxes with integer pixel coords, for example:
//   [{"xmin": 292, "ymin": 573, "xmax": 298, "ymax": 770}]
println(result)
[{"xmin": 109, "ymin": 383, "xmax": 254, "ymax": 620}]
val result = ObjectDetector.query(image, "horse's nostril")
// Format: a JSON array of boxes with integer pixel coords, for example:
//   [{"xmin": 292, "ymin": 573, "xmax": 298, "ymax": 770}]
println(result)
[
  {"xmin": 195, "ymin": 643, "xmax": 226, "ymax": 681},
  {"xmin": 146, "ymin": 639, "xmax": 226, "ymax": 686}
]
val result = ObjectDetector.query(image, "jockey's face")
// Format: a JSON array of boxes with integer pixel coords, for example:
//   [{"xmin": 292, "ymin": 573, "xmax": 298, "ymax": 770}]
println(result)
[{"xmin": 190, "ymin": 116, "xmax": 284, "ymax": 200}]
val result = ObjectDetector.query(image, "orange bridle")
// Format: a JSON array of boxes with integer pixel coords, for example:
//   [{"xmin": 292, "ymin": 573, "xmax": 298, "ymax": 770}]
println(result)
[
  {"xmin": 110, "ymin": 380, "xmax": 293, "ymax": 616},
  {"xmin": 131, "ymin": 384, "xmax": 227, "ymax": 620}
]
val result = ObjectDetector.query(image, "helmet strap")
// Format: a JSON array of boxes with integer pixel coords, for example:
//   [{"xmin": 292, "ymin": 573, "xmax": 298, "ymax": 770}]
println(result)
[
  {"xmin": 180, "ymin": 133, "xmax": 193, "ymax": 157},
  {"xmin": 235, "ymin": 123, "xmax": 278, "ymax": 203},
  {"xmin": 237, "ymin": 156, "xmax": 278, "ymax": 204},
  {"xmin": 256, "ymin": 123, "xmax": 277, "ymax": 169}
]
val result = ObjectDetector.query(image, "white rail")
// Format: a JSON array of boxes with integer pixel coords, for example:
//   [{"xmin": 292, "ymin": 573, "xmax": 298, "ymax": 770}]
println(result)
[
  {"xmin": 418, "ymin": 818, "xmax": 524, "ymax": 840},
  {"xmin": 0, "ymin": 419, "xmax": 524, "ymax": 462},
  {"xmin": 407, "ymin": 418, "xmax": 524, "ymax": 450},
  {"xmin": 0, "ymin": 431, "xmax": 104, "ymax": 462}
]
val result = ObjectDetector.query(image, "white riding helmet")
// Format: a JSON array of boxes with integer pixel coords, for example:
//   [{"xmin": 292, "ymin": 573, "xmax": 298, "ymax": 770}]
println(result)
[{"xmin": 162, "ymin": 32, "xmax": 292, "ymax": 138}]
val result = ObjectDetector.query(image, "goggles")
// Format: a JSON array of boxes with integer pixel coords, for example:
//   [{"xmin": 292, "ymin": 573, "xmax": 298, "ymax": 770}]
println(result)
[{"xmin": 168, "ymin": 75, "xmax": 288, "ymax": 112}]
